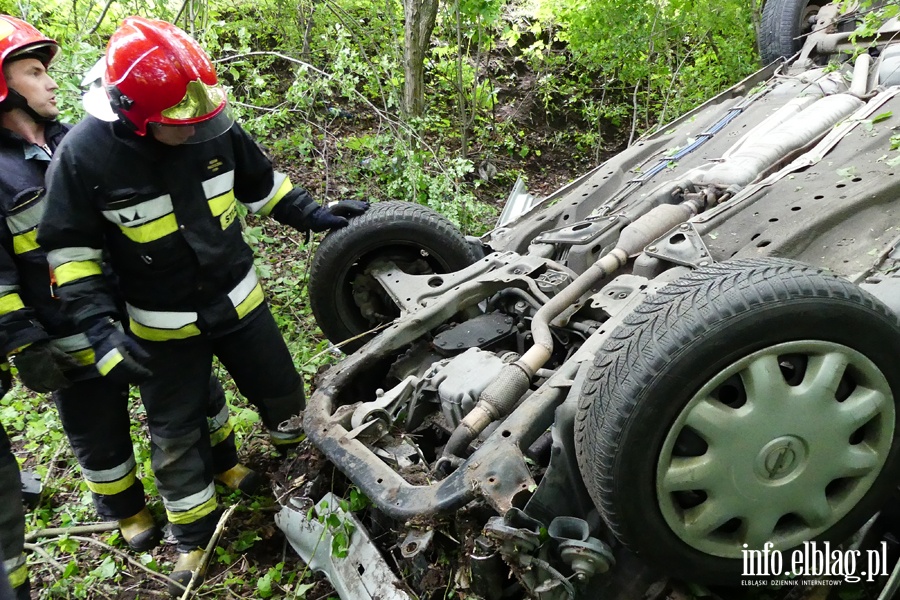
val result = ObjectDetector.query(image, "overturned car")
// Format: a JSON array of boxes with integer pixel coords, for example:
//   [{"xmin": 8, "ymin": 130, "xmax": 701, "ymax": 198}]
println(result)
[{"xmin": 278, "ymin": 2, "xmax": 900, "ymax": 598}]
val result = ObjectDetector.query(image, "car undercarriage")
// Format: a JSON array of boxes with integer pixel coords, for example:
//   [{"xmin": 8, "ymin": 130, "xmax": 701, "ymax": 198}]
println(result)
[{"xmin": 278, "ymin": 2, "xmax": 900, "ymax": 598}]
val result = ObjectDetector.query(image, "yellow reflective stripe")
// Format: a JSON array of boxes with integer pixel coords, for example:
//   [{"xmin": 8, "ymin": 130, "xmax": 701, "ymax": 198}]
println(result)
[
  {"xmin": 71, "ymin": 348, "xmax": 96, "ymax": 366},
  {"xmin": 235, "ymin": 284, "xmax": 264, "ymax": 319},
  {"xmin": 129, "ymin": 318, "xmax": 201, "ymax": 342},
  {"xmin": 0, "ymin": 293, "xmax": 24, "ymax": 315},
  {"xmin": 166, "ymin": 494, "xmax": 217, "ymax": 525},
  {"xmin": 55, "ymin": 261, "xmax": 103, "ymax": 285},
  {"xmin": 209, "ymin": 419, "xmax": 233, "ymax": 446},
  {"xmin": 208, "ymin": 191, "xmax": 235, "ymax": 216},
  {"xmin": 117, "ymin": 214, "xmax": 178, "ymax": 243},
  {"xmin": 257, "ymin": 177, "xmax": 293, "ymax": 216},
  {"xmin": 12, "ymin": 229, "xmax": 39, "ymax": 254},
  {"xmin": 97, "ymin": 350, "xmax": 123, "ymax": 376},
  {"xmin": 7, "ymin": 562, "xmax": 27, "ymax": 588},
  {"xmin": 84, "ymin": 465, "xmax": 137, "ymax": 495}
]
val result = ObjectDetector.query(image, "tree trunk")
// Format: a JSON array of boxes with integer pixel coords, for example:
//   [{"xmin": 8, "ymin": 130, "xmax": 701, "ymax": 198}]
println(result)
[{"xmin": 402, "ymin": 0, "xmax": 439, "ymax": 118}]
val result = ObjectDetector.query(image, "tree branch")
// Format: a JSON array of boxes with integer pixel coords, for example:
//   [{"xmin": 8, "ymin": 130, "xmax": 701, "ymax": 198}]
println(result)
[
  {"xmin": 179, "ymin": 504, "xmax": 236, "ymax": 600},
  {"xmin": 26, "ymin": 521, "xmax": 118, "ymax": 542},
  {"xmin": 86, "ymin": 0, "xmax": 116, "ymax": 36}
]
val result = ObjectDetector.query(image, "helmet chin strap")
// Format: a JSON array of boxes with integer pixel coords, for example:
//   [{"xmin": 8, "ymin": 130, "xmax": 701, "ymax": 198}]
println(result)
[{"xmin": 0, "ymin": 87, "xmax": 52, "ymax": 123}]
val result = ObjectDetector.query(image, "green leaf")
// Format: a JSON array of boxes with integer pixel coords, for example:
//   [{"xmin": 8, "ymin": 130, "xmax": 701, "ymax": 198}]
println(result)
[
  {"xmin": 836, "ymin": 166, "xmax": 857, "ymax": 178},
  {"xmin": 63, "ymin": 561, "xmax": 79, "ymax": 578},
  {"xmin": 257, "ymin": 573, "xmax": 273, "ymax": 597},
  {"xmin": 96, "ymin": 556, "xmax": 117, "ymax": 580},
  {"xmin": 872, "ymin": 111, "xmax": 893, "ymax": 123},
  {"xmin": 233, "ymin": 530, "xmax": 261, "ymax": 552}
]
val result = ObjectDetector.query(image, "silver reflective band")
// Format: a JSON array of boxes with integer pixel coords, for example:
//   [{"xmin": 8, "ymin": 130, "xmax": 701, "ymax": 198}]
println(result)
[
  {"xmin": 51, "ymin": 332, "xmax": 91, "ymax": 353},
  {"xmin": 126, "ymin": 304, "xmax": 198, "ymax": 330},
  {"xmin": 101, "ymin": 194, "xmax": 174, "ymax": 227},
  {"xmin": 3, "ymin": 553, "xmax": 25, "ymax": 572},
  {"xmin": 163, "ymin": 482, "xmax": 215, "ymax": 512},
  {"xmin": 7, "ymin": 200, "xmax": 45, "ymax": 234},
  {"xmin": 47, "ymin": 246, "xmax": 103, "ymax": 269},
  {"xmin": 81, "ymin": 455, "xmax": 136, "ymax": 483},
  {"xmin": 227, "ymin": 268, "xmax": 259, "ymax": 307},
  {"xmin": 244, "ymin": 172, "xmax": 289, "ymax": 214},
  {"xmin": 96, "ymin": 349, "xmax": 120, "ymax": 372},
  {"xmin": 0, "ymin": 284, "xmax": 18, "ymax": 296},
  {"xmin": 208, "ymin": 404, "xmax": 229, "ymax": 432},
  {"xmin": 202, "ymin": 171, "xmax": 234, "ymax": 199}
]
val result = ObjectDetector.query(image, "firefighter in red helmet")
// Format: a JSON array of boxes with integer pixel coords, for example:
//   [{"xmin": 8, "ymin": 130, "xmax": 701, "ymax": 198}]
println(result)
[
  {"xmin": 39, "ymin": 16, "xmax": 368, "ymax": 593},
  {"xmin": 0, "ymin": 17, "xmax": 262, "ymax": 596}
]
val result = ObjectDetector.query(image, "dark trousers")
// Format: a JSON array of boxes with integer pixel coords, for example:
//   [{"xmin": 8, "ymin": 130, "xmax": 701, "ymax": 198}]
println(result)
[
  {"xmin": 0, "ymin": 423, "xmax": 27, "ymax": 599},
  {"xmin": 53, "ymin": 374, "xmax": 239, "ymax": 521},
  {"xmin": 139, "ymin": 305, "xmax": 304, "ymax": 550}
]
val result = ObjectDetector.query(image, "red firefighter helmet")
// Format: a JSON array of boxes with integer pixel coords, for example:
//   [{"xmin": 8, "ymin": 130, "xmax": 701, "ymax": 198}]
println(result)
[
  {"xmin": 100, "ymin": 16, "xmax": 232, "ymax": 141},
  {"xmin": 0, "ymin": 15, "xmax": 58, "ymax": 104}
]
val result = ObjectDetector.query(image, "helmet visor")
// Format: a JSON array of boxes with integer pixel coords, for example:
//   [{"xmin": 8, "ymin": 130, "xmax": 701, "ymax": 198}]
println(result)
[
  {"xmin": 161, "ymin": 80, "xmax": 227, "ymax": 122},
  {"xmin": 150, "ymin": 106, "xmax": 234, "ymax": 145},
  {"xmin": 81, "ymin": 57, "xmax": 118, "ymax": 122}
]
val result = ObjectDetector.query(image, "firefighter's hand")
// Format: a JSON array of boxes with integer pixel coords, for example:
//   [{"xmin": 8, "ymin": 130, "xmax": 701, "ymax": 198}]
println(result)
[
  {"xmin": 306, "ymin": 200, "xmax": 369, "ymax": 232},
  {"xmin": 327, "ymin": 199, "xmax": 369, "ymax": 219},
  {"xmin": 12, "ymin": 341, "xmax": 78, "ymax": 393},
  {"xmin": 85, "ymin": 318, "xmax": 153, "ymax": 385}
]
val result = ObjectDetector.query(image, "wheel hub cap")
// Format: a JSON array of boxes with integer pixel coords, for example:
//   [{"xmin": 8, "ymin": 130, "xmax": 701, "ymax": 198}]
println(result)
[
  {"xmin": 755, "ymin": 436, "xmax": 806, "ymax": 482},
  {"xmin": 656, "ymin": 341, "xmax": 894, "ymax": 558}
]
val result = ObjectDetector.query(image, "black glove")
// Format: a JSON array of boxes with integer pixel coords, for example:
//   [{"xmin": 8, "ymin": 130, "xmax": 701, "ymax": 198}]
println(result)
[
  {"xmin": 306, "ymin": 200, "xmax": 369, "ymax": 232},
  {"xmin": 12, "ymin": 341, "xmax": 79, "ymax": 393},
  {"xmin": 84, "ymin": 318, "xmax": 153, "ymax": 385}
]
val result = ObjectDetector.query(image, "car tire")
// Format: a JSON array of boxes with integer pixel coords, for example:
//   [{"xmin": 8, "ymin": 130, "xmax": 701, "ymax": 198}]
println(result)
[
  {"xmin": 309, "ymin": 201, "xmax": 479, "ymax": 352},
  {"xmin": 759, "ymin": 0, "xmax": 824, "ymax": 65},
  {"xmin": 574, "ymin": 258, "xmax": 900, "ymax": 584}
]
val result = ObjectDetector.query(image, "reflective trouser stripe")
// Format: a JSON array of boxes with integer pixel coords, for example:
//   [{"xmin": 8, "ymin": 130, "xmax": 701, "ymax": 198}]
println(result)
[
  {"xmin": 85, "ymin": 465, "xmax": 137, "ymax": 495},
  {"xmin": 164, "ymin": 484, "xmax": 217, "ymax": 525},
  {"xmin": 128, "ymin": 269, "xmax": 264, "ymax": 341},
  {"xmin": 207, "ymin": 405, "xmax": 233, "ymax": 447},
  {"xmin": 210, "ymin": 419, "xmax": 233, "ymax": 446},
  {"xmin": 0, "ymin": 293, "xmax": 24, "ymax": 315},
  {"xmin": 4, "ymin": 554, "xmax": 26, "ymax": 588},
  {"xmin": 82, "ymin": 456, "xmax": 138, "ymax": 496}
]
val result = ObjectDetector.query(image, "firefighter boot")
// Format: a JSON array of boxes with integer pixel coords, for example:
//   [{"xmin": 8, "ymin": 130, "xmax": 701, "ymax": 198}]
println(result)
[
  {"xmin": 119, "ymin": 507, "xmax": 162, "ymax": 551},
  {"xmin": 214, "ymin": 464, "xmax": 264, "ymax": 494},
  {"xmin": 12, "ymin": 579, "xmax": 29, "ymax": 600},
  {"xmin": 268, "ymin": 414, "xmax": 305, "ymax": 452},
  {"xmin": 168, "ymin": 548, "xmax": 206, "ymax": 596}
]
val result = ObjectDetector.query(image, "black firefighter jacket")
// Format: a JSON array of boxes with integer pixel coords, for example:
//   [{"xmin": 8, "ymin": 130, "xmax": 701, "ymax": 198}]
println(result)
[
  {"xmin": 0, "ymin": 121, "xmax": 90, "ymax": 358},
  {"xmin": 38, "ymin": 116, "xmax": 311, "ymax": 342}
]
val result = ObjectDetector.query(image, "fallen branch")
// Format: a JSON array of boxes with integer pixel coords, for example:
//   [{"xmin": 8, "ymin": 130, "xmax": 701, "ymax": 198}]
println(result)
[
  {"xmin": 22, "ymin": 542, "xmax": 65, "ymax": 572},
  {"xmin": 66, "ymin": 535, "xmax": 185, "ymax": 591},
  {"xmin": 179, "ymin": 504, "xmax": 237, "ymax": 600},
  {"xmin": 25, "ymin": 521, "xmax": 117, "ymax": 542}
]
